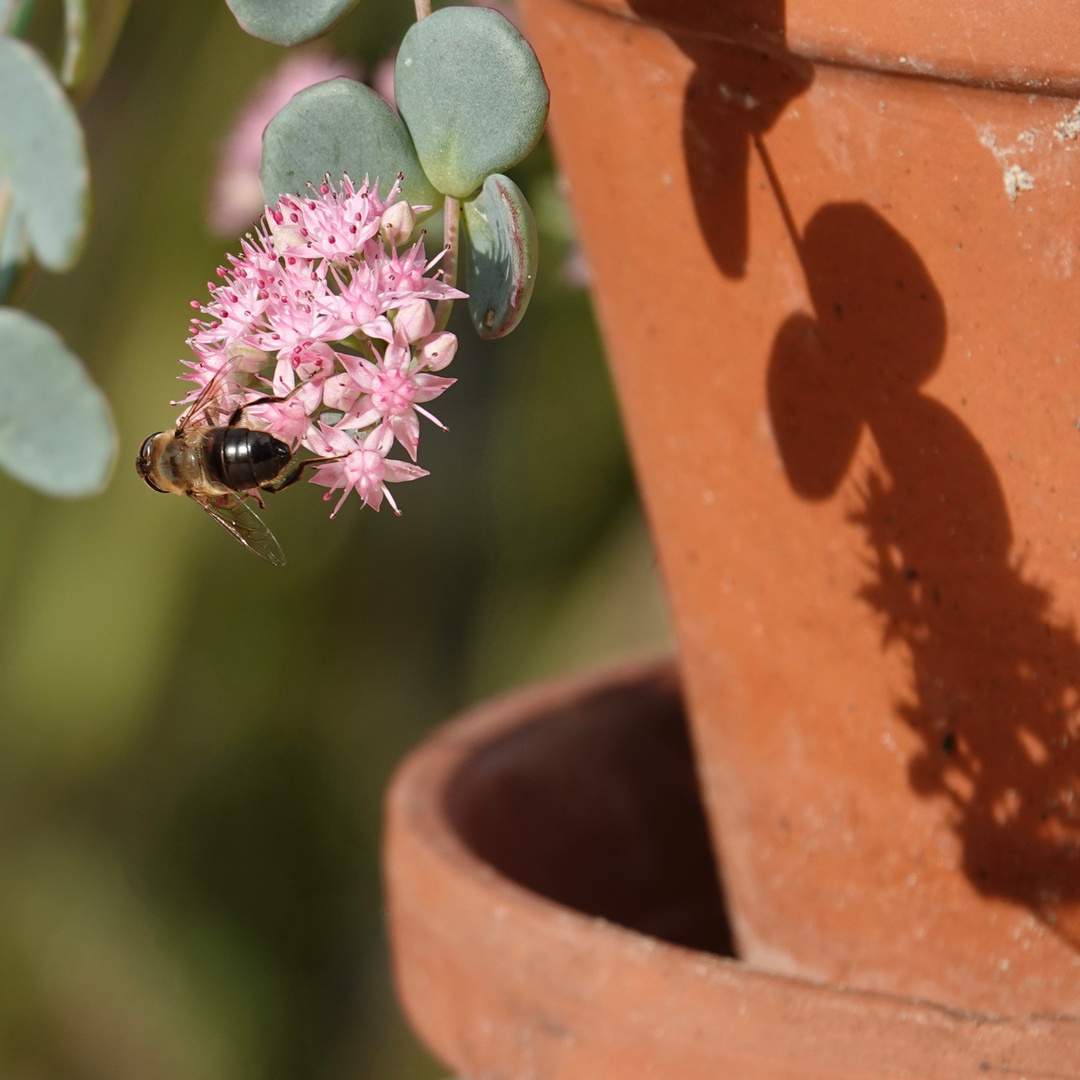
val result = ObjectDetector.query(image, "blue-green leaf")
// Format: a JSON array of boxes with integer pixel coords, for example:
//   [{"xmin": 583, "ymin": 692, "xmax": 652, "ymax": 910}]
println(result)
[
  {"xmin": 225, "ymin": 0, "xmax": 361, "ymax": 47},
  {"xmin": 61, "ymin": 0, "xmax": 133, "ymax": 95},
  {"xmin": 0, "ymin": 309, "xmax": 115, "ymax": 496},
  {"xmin": 395, "ymin": 7, "xmax": 548, "ymax": 199},
  {"xmin": 463, "ymin": 173, "xmax": 537, "ymax": 339},
  {"xmin": 0, "ymin": 38, "xmax": 90, "ymax": 271},
  {"xmin": 261, "ymin": 78, "xmax": 439, "ymax": 212}
]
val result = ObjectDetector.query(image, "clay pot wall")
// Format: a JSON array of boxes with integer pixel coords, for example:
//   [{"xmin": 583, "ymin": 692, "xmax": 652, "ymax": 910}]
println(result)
[{"xmin": 515, "ymin": 0, "xmax": 1080, "ymax": 1013}]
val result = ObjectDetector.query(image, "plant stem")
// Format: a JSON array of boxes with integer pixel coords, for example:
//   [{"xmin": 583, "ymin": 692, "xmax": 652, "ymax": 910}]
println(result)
[
  {"xmin": 1, "ymin": 0, "xmax": 35, "ymax": 37},
  {"xmin": 434, "ymin": 195, "xmax": 460, "ymax": 332},
  {"xmin": 413, "ymin": 0, "xmax": 431, "ymax": 19},
  {"xmin": 0, "ymin": 179, "xmax": 13, "ymax": 243},
  {"xmin": 752, "ymin": 134, "xmax": 802, "ymax": 258},
  {"xmin": 0, "ymin": 178, "xmax": 39, "ymax": 307}
]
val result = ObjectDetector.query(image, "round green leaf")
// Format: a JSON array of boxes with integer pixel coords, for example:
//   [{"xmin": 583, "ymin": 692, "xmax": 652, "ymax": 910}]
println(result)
[
  {"xmin": 261, "ymin": 78, "xmax": 439, "ymax": 212},
  {"xmin": 0, "ymin": 38, "xmax": 89, "ymax": 271},
  {"xmin": 463, "ymin": 173, "xmax": 537, "ymax": 339},
  {"xmin": 225, "ymin": 0, "xmax": 360, "ymax": 46},
  {"xmin": 395, "ymin": 7, "xmax": 549, "ymax": 199},
  {"xmin": 0, "ymin": 308, "xmax": 115, "ymax": 496}
]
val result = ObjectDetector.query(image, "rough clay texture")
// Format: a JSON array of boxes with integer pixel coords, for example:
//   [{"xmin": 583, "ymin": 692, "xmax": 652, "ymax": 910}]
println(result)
[
  {"xmin": 385, "ymin": 660, "xmax": 1080, "ymax": 1079},
  {"xmin": 510, "ymin": 0, "xmax": 1080, "ymax": 1020}
]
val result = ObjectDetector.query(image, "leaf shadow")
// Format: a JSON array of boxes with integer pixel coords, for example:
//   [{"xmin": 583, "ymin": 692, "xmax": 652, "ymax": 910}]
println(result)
[{"xmin": 766, "ymin": 202, "xmax": 1080, "ymax": 943}]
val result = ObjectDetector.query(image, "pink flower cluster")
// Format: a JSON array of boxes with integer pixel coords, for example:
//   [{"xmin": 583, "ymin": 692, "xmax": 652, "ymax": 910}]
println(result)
[{"xmin": 183, "ymin": 174, "xmax": 465, "ymax": 515}]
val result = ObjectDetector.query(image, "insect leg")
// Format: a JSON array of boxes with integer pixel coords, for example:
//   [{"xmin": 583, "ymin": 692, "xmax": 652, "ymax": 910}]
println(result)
[
  {"xmin": 260, "ymin": 454, "xmax": 346, "ymax": 494},
  {"xmin": 227, "ymin": 378, "xmax": 320, "ymax": 426}
]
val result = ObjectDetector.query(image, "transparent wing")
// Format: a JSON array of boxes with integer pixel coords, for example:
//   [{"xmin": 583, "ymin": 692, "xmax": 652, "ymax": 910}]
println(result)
[
  {"xmin": 190, "ymin": 493, "xmax": 286, "ymax": 566},
  {"xmin": 177, "ymin": 346, "xmax": 261, "ymax": 431}
]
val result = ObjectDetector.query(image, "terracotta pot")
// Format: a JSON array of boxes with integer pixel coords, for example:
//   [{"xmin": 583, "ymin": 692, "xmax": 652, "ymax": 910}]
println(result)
[
  {"xmin": 508, "ymin": 0, "xmax": 1080, "ymax": 1015},
  {"xmin": 384, "ymin": 658, "xmax": 1080, "ymax": 1078}
]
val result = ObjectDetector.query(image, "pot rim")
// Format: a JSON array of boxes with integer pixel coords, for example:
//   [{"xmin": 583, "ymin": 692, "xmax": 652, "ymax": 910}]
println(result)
[
  {"xmin": 384, "ymin": 656, "xmax": 1080, "ymax": 1079},
  {"xmin": 544, "ymin": 0, "xmax": 1080, "ymax": 98}
]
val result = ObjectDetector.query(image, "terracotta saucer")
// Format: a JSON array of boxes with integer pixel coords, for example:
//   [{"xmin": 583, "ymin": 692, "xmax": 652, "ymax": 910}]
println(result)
[{"xmin": 384, "ymin": 657, "xmax": 1080, "ymax": 1079}]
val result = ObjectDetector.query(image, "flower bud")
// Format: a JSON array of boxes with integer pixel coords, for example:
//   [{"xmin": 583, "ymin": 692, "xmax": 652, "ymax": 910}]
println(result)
[
  {"xmin": 224, "ymin": 342, "xmax": 271, "ymax": 372},
  {"xmin": 380, "ymin": 200, "xmax": 416, "ymax": 246},
  {"xmin": 395, "ymin": 298, "xmax": 436, "ymax": 343},
  {"xmin": 323, "ymin": 372, "xmax": 363, "ymax": 412},
  {"xmin": 415, "ymin": 331, "xmax": 458, "ymax": 371}
]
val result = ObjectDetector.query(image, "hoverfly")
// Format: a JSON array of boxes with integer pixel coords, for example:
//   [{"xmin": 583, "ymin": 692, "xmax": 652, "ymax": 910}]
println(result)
[{"xmin": 136, "ymin": 359, "xmax": 331, "ymax": 566}]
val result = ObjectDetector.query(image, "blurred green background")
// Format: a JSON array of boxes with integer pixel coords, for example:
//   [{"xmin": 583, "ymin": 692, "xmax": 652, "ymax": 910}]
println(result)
[{"xmin": 2, "ymin": 0, "xmax": 670, "ymax": 1075}]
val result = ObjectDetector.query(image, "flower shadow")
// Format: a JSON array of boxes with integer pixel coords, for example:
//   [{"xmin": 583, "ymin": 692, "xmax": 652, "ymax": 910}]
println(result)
[
  {"xmin": 624, "ymin": 0, "xmax": 812, "ymax": 278},
  {"xmin": 767, "ymin": 202, "xmax": 1080, "ymax": 943}
]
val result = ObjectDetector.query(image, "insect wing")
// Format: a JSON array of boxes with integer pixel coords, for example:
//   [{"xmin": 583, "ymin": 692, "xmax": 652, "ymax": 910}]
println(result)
[
  {"xmin": 177, "ymin": 345, "xmax": 261, "ymax": 431},
  {"xmin": 191, "ymin": 493, "xmax": 286, "ymax": 566}
]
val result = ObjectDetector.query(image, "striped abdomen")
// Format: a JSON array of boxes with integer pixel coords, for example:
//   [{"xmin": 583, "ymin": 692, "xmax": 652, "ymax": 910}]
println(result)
[{"xmin": 206, "ymin": 427, "xmax": 291, "ymax": 491}]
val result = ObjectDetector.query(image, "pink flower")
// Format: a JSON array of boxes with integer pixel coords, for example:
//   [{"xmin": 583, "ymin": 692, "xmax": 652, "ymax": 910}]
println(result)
[
  {"xmin": 244, "ymin": 382, "xmax": 322, "ymax": 448},
  {"xmin": 327, "ymin": 259, "xmax": 385, "ymax": 335},
  {"xmin": 207, "ymin": 51, "xmax": 362, "ymax": 236},
  {"xmin": 272, "ymin": 341, "xmax": 338, "ymax": 390},
  {"xmin": 267, "ymin": 174, "xmax": 391, "ymax": 262},
  {"xmin": 379, "ymin": 240, "xmax": 460, "ymax": 306},
  {"xmin": 179, "ymin": 174, "xmax": 467, "ymax": 516},
  {"xmin": 336, "ymin": 331, "xmax": 455, "ymax": 459},
  {"xmin": 308, "ymin": 425, "xmax": 427, "ymax": 516}
]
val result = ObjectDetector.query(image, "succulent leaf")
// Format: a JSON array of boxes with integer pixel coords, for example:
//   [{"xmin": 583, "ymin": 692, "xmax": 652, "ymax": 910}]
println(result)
[
  {"xmin": 225, "ymin": 0, "xmax": 360, "ymax": 47},
  {"xmin": 261, "ymin": 78, "xmax": 439, "ymax": 212},
  {"xmin": 0, "ymin": 308, "xmax": 116, "ymax": 496},
  {"xmin": 463, "ymin": 173, "xmax": 537, "ymax": 339},
  {"xmin": 0, "ymin": 37, "xmax": 90, "ymax": 271},
  {"xmin": 395, "ymin": 7, "xmax": 548, "ymax": 199}
]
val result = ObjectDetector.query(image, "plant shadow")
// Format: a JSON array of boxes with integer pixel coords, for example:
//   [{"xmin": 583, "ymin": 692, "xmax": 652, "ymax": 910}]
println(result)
[
  {"xmin": 767, "ymin": 201, "xmax": 1080, "ymax": 942},
  {"xmin": 624, "ymin": 0, "xmax": 812, "ymax": 278}
]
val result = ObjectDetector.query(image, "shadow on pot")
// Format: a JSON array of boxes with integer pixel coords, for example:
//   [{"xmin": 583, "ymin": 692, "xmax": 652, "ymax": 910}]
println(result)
[
  {"xmin": 445, "ymin": 669, "xmax": 736, "ymax": 956},
  {"xmin": 625, "ymin": 0, "xmax": 812, "ymax": 279},
  {"xmin": 767, "ymin": 201, "xmax": 1080, "ymax": 947}
]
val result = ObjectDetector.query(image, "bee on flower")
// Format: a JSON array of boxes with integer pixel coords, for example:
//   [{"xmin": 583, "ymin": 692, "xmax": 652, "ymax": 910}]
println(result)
[{"xmin": 136, "ymin": 173, "xmax": 466, "ymax": 563}]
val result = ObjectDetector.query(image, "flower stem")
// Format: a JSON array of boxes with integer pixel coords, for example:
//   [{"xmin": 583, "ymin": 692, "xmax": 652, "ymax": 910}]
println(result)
[
  {"xmin": 434, "ymin": 195, "xmax": 460, "ymax": 332},
  {"xmin": 413, "ymin": 0, "xmax": 431, "ymax": 19}
]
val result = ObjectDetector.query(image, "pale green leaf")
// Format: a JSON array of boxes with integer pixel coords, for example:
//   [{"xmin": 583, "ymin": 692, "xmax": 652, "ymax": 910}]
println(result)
[
  {"xmin": 395, "ymin": 7, "xmax": 548, "ymax": 199},
  {"xmin": 261, "ymin": 78, "xmax": 439, "ymax": 211},
  {"xmin": 0, "ymin": 38, "xmax": 90, "ymax": 271},
  {"xmin": 0, "ymin": 309, "xmax": 115, "ymax": 496},
  {"xmin": 226, "ymin": 0, "xmax": 361, "ymax": 47}
]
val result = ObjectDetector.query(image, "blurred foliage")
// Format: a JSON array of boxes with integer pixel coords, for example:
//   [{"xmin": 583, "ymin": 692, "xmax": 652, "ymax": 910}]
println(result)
[
  {"xmin": 0, "ymin": 0, "xmax": 671, "ymax": 1076},
  {"xmin": 0, "ymin": 9, "xmax": 118, "ymax": 499}
]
